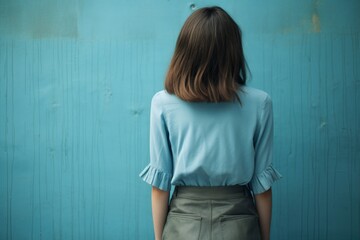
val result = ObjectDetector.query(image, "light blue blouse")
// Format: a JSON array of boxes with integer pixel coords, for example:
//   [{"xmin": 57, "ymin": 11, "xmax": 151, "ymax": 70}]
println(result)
[{"xmin": 139, "ymin": 86, "xmax": 282, "ymax": 194}]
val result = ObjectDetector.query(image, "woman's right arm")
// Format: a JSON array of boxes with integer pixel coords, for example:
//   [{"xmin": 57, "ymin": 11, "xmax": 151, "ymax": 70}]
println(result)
[
  {"xmin": 152, "ymin": 186, "xmax": 170, "ymax": 240},
  {"xmin": 254, "ymin": 188, "xmax": 272, "ymax": 240}
]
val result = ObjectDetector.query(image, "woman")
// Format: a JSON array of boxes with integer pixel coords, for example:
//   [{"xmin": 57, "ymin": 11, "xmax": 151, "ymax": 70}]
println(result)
[{"xmin": 139, "ymin": 6, "xmax": 282, "ymax": 240}]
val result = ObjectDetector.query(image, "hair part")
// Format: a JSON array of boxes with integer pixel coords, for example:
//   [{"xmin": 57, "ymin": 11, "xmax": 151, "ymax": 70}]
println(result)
[{"xmin": 164, "ymin": 6, "xmax": 249, "ymax": 103}]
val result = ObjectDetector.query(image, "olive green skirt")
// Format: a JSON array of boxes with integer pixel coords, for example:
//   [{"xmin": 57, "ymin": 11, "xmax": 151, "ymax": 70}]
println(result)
[{"xmin": 162, "ymin": 185, "xmax": 261, "ymax": 240}]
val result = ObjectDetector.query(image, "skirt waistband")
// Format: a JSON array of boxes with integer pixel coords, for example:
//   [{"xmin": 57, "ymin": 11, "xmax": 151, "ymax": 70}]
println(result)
[{"xmin": 173, "ymin": 185, "xmax": 251, "ymax": 200}]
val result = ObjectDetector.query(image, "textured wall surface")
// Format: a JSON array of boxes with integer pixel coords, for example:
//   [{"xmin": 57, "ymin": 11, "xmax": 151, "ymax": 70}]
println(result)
[{"xmin": 1, "ymin": 0, "xmax": 359, "ymax": 239}]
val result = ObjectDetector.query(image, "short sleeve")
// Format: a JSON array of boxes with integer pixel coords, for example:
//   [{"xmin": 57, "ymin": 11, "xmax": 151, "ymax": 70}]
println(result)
[
  {"xmin": 249, "ymin": 95, "xmax": 282, "ymax": 194},
  {"xmin": 139, "ymin": 93, "xmax": 173, "ymax": 191}
]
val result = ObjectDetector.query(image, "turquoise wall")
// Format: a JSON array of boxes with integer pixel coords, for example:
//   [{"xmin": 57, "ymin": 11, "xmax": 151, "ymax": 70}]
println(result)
[{"xmin": 1, "ymin": 0, "xmax": 359, "ymax": 239}]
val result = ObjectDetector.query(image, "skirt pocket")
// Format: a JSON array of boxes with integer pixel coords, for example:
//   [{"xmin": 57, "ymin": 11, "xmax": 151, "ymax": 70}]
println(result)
[
  {"xmin": 162, "ymin": 212, "xmax": 202, "ymax": 240},
  {"xmin": 220, "ymin": 214, "xmax": 261, "ymax": 240}
]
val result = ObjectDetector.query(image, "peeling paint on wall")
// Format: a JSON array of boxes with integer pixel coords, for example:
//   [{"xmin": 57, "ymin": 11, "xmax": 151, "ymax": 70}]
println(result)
[
  {"xmin": 311, "ymin": 0, "xmax": 321, "ymax": 33},
  {"xmin": 312, "ymin": 13, "xmax": 321, "ymax": 33},
  {"xmin": 0, "ymin": 0, "xmax": 78, "ymax": 38}
]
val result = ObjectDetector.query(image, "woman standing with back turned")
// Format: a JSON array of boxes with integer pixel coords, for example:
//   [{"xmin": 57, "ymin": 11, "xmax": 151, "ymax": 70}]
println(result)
[{"xmin": 139, "ymin": 6, "xmax": 282, "ymax": 240}]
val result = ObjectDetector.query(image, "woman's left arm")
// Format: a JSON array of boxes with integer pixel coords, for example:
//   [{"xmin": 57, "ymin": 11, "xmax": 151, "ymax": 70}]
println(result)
[
  {"xmin": 255, "ymin": 188, "xmax": 272, "ymax": 240},
  {"xmin": 152, "ymin": 186, "xmax": 170, "ymax": 240}
]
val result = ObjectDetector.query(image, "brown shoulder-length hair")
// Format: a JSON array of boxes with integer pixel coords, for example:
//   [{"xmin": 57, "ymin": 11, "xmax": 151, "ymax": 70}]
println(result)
[{"xmin": 165, "ymin": 6, "xmax": 249, "ymax": 103}]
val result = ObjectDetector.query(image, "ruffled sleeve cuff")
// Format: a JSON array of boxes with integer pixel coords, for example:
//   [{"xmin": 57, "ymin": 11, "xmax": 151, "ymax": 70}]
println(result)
[
  {"xmin": 249, "ymin": 164, "xmax": 282, "ymax": 194},
  {"xmin": 139, "ymin": 164, "xmax": 172, "ymax": 191}
]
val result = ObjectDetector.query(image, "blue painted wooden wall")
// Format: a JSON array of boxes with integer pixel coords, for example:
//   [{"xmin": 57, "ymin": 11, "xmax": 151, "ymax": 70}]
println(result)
[{"xmin": 1, "ymin": 0, "xmax": 359, "ymax": 239}]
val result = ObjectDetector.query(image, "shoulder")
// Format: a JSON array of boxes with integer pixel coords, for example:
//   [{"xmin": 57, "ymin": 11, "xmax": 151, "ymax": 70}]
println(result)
[
  {"xmin": 240, "ymin": 86, "xmax": 272, "ymax": 107},
  {"xmin": 151, "ymin": 90, "xmax": 179, "ymax": 109},
  {"xmin": 152, "ymin": 90, "xmax": 169, "ymax": 101},
  {"xmin": 151, "ymin": 90, "xmax": 175, "ymax": 103}
]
